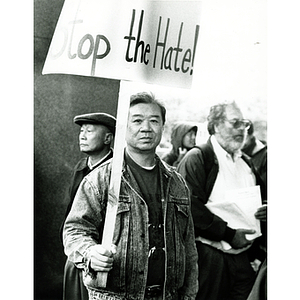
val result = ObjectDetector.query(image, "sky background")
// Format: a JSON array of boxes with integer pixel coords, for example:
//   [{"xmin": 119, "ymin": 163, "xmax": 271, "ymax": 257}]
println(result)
[
  {"xmin": 127, "ymin": 0, "xmax": 268, "ymax": 144},
  {"xmin": 191, "ymin": 0, "xmax": 267, "ymax": 107}
]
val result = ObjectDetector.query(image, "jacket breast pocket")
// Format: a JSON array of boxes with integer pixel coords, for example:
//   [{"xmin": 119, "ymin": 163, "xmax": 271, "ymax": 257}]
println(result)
[
  {"xmin": 169, "ymin": 196, "xmax": 190, "ymax": 240},
  {"xmin": 112, "ymin": 195, "xmax": 131, "ymax": 245}
]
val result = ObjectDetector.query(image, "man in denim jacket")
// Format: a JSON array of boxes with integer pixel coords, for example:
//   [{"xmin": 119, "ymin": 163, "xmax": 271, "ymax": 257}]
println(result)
[{"xmin": 63, "ymin": 92, "xmax": 198, "ymax": 300}]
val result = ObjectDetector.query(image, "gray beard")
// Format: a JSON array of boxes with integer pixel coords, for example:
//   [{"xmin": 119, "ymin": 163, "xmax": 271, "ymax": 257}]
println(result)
[{"xmin": 216, "ymin": 134, "xmax": 245, "ymax": 155}]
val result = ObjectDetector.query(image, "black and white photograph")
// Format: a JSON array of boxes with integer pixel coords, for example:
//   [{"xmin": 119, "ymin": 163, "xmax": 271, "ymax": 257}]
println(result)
[
  {"xmin": 35, "ymin": 1, "xmax": 267, "ymax": 299},
  {"xmin": 4, "ymin": 0, "xmax": 299, "ymax": 299}
]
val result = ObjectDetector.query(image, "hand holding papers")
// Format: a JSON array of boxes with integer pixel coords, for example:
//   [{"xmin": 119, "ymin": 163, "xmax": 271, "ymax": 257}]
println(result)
[{"xmin": 205, "ymin": 186, "xmax": 262, "ymax": 253}]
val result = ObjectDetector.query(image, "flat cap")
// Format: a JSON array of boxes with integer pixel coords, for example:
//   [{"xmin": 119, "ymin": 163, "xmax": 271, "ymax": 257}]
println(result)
[{"xmin": 74, "ymin": 112, "xmax": 116, "ymax": 134}]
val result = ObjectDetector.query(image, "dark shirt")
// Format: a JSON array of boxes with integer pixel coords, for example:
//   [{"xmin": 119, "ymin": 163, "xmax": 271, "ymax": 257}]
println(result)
[{"xmin": 125, "ymin": 152, "xmax": 165, "ymax": 286}]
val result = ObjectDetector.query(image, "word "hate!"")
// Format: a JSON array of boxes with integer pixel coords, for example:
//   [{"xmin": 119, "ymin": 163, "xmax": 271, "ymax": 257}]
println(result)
[{"xmin": 124, "ymin": 9, "xmax": 200, "ymax": 75}]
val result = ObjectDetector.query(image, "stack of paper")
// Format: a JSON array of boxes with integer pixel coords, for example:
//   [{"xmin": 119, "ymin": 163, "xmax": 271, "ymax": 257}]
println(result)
[{"xmin": 204, "ymin": 186, "xmax": 262, "ymax": 253}]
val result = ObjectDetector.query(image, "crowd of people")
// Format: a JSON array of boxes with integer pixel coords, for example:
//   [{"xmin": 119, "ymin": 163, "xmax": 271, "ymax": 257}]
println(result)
[{"xmin": 61, "ymin": 92, "xmax": 267, "ymax": 300}]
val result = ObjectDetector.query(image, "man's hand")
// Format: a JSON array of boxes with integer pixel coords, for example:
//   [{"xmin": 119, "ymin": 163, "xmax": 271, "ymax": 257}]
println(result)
[
  {"xmin": 230, "ymin": 229, "xmax": 255, "ymax": 249},
  {"xmin": 255, "ymin": 204, "xmax": 267, "ymax": 222},
  {"xmin": 89, "ymin": 244, "xmax": 115, "ymax": 272}
]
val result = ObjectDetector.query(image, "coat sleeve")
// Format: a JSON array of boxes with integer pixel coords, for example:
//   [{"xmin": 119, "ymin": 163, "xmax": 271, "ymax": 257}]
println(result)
[
  {"xmin": 63, "ymin": 176, "xmax": 106, "ymax": 268},
  {"xmin": 177, "ymin": 148, "xmax": 235, "ymax": 242},
  {"xmin": 180, "ymin": 177, "xmax": 199, "ymax": 299}
]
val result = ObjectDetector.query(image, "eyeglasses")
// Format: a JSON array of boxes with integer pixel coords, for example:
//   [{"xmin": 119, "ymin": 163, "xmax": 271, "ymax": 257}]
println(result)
[{"xmin": 224, "ymin": 118, "xmax": 251, "ymax": 129}]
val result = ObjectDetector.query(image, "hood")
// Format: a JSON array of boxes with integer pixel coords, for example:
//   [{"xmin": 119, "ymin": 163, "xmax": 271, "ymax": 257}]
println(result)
[{"xmin": 170, "ymin": 122, "xmax": 198, "ymax": 153}]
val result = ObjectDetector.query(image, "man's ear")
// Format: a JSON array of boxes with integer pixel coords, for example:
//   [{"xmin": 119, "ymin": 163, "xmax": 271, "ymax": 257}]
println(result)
[
  {"xmin": 104, "ymin": 132, "xmax": 113, "ymax": 144},
  {"xmin": 214, "ymin": 123, "xmax": 220, "ymax": 134}
]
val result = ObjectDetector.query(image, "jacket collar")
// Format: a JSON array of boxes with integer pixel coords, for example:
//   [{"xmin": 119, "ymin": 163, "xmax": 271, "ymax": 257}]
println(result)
[
  {"xmin": 207, "ymin": 137, "xmax": 219, "ymax": 166},
  {"xmin": 75, "ymin": 157, "xmax": 89, "ymax": 172},
  {"xmin": 122, "ymin": 153, "xmax": 175, "ymax": 180},
  {"xmin": 156, "ymin": 155, "xmax": 176, "ymax": 178},
  {"xmin": 75, "ymin": 149, "xmax": 114, "ymax": 172}
]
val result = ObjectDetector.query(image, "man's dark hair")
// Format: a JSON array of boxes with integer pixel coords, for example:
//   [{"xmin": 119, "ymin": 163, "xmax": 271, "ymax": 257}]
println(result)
[
  {"xmin": 207, "ymin": 100, "xmax": 240, "ymax": 135},
  {"xmin": 130, "ymin": 92, "xmax": 166, "ymax": 125}
]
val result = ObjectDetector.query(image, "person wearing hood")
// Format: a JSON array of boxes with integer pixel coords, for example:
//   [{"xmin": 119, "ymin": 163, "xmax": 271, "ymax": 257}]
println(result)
[{"xmin": 162, "ymin": 122, "xmax": 198, "ymax": 167}]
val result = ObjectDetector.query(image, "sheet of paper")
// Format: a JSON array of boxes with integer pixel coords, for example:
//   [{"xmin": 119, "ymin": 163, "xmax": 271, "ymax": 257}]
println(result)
[
  {"xmin": 224, "ymin": 185, "xmax": 262, "ymax": 235},
  {"xmin": 205, "ymin": 186, "xmax": 262, "ymax": 252}
]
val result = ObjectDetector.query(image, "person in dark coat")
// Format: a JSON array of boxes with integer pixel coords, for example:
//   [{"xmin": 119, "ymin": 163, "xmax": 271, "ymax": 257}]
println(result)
[
  {"xmin": 177, "ymin": 101, "xmax": 267, "ymax": 300},
  {"xmin": 242, "ymin": 121, "xmax": 267, "ymax": 196},
  {"xmin": 243, "ymin": 121, "xmax": 267, "ymax": 300},
  {"xmin": 61, "ymin": 112, "xmax": 116, "ymax": 300},
  {"xmin": 161, "ymin": 122, "xmax": 198, "ymax": 167}
]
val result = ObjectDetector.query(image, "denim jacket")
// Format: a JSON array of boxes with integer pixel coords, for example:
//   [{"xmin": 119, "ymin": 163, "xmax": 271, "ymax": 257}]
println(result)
[{"xmin": 63, "ymin": 155, "xmax": 198, "ymax": 300}]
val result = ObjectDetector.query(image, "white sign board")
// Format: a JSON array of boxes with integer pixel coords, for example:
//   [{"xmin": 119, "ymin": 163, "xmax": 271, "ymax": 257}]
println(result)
[{"xmin": 42, "ymin": 0, "xmax": 202, "ymax": 88}]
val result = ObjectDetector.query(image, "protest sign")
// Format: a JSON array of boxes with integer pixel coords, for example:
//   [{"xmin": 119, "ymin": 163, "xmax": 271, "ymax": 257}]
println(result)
[{"xmin": 43, "ymin": 0, "xmax": 202, "ymax": 89}]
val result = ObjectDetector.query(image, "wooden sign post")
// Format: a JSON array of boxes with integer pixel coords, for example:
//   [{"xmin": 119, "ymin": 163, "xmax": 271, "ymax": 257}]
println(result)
[{"xmin": 95, "ymin": 81, "xmax": 131, "ymax": 287}]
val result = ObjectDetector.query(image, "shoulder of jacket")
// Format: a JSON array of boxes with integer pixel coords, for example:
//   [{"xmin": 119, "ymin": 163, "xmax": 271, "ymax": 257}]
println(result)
[
  {"xmin": 74, "ymin": 157, "xmax": 88, "ymax": 170},
  {"xmin": 84, "ymin": 158, "xmax": 112, "ymax": 182},
  {"xmin": 183, "ymin": 143, "xmax": 214, "ymax": 163},
  {"xmin": 241, "ymin": 152, "xmax": 252, "ymax": 165},
  {"xmin": 193, "ymin": 142, "xmax": 214, "ymax": 153},
  {"xmin": 178, "ymin": 142, "xmax": 218, "ymax": 177},
  {"xmin": 158, "ymin": 157, "xmax": 187, "ymax": 184},
  {"xmin": 252, "ymin": 140, "xmax": 267, "ymax": 155},
  {"xmin": 159, "ymin": 158, "xmax": 187, "ymax": 185},
  {"xmin": 158, "ymin": 156, "xmax": 176, "ymax": 173}
]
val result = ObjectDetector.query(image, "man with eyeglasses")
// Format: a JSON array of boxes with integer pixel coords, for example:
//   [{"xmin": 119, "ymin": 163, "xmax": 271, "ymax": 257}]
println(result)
[{"xmin": 177, "ymin": 101, "xmax": 267, "ymax": 300}]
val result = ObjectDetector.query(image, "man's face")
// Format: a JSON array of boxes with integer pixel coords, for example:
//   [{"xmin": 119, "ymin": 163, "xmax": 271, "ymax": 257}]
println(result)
[
  {"xmin": 126, "ymin": 103, "xmax": 164, "ymax": 153},
  {"xmin": 79, "ymin": 124, "xmax": 110, "ymax": 154},
  {"xmin": 214, "ymin": 105, "xmax": 247, "ymax": 154}
]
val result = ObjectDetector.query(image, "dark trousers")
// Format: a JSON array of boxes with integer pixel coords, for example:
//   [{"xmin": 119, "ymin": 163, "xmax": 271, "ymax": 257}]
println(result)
[
  {"xmin": 196, "ymin": 241, "xmax": 255, "ymax": 300},
  {"xmin": 63, "ymin": 259, "xmax": 89, "ymax": 300}
]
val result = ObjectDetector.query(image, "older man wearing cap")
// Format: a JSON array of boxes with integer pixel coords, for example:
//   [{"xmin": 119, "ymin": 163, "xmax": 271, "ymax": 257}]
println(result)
[{"xmin": 62, "ymin": 112, "xmax": 116, "ymax": 300}]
